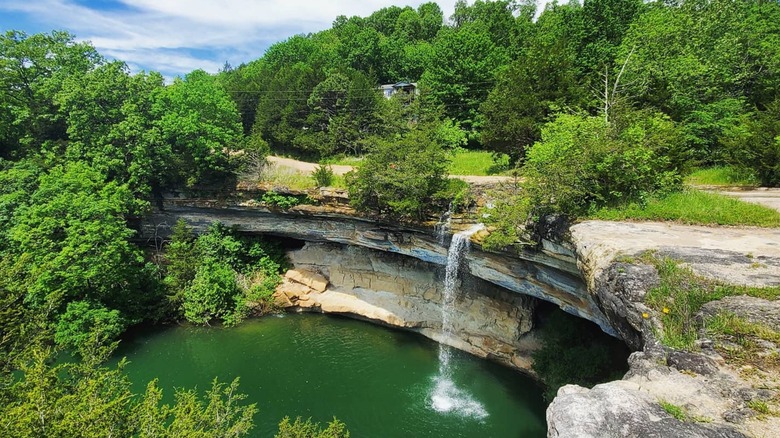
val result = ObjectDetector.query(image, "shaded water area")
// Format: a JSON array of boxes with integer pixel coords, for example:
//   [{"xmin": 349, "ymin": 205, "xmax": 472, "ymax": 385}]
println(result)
[{"xmin": 114, "ymin": 314, "xmax": 547, "ymax": 437}]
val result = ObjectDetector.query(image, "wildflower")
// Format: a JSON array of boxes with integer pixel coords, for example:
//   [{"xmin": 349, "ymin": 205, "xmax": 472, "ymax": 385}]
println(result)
[
  {"xmin": 642, "ymin": 312, "xmax": 649, "ymax": 319},
  {"xmin": 662, "ymin": 307, "xmax": 670, "ymax": 314}
]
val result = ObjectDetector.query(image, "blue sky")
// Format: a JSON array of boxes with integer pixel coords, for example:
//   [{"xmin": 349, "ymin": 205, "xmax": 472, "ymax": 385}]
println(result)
[{"xmin": 0, "ymin": 0, "xmax": 468, "ymax": 79}]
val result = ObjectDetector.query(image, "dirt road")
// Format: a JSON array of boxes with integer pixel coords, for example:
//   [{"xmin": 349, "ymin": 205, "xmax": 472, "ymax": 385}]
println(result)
[{"xmin": 266, "ymin": 156, "xmax": 513, "ymax": 185}]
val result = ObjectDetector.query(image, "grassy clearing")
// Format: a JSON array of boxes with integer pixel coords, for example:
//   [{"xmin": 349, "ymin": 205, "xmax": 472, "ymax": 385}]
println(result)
[
  {"xmin": 685, "ymin": 166, "xmax": 759, "ymax": 187},
  {"xmin": 590, "ymin": 190, "xmax": 780, "ymax": 227},
  {"xmin": 636, "ymin": 254, "xmax": 780, "ymax": 350},
  {"xmin": 257, "ymin": 164, "xmax": 315, "ymax": 190},
  {"xmin": 322, "ymin": 155, "xmax": 365, "ymax": 167},
  {"xmin": 448, "ymin": 150, "xmax": 510, "ymax": 176}
]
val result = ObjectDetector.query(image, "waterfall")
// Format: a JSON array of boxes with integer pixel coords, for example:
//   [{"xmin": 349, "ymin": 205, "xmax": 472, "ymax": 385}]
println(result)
[
  {"xmin": 434, "ymin": 202, "xmax": 453, "ymax": 245},
  {"xmin": 429, "ymin": 223, "xmax": 488, "ymax": 419}
]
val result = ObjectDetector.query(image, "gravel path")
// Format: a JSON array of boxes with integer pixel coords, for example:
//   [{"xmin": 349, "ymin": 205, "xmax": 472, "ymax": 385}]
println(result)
[
  {"xmin": 266, "ymin": 155, "xmax": 513, "ymax": 185},
  {"xmin": 713, "ymin": 187, "xmax": 780, "ymax": 212}
]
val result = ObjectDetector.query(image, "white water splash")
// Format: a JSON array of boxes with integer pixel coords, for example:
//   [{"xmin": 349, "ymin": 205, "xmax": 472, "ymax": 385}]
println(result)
[{"xmin": 429, "ymin": 224, "xmax": 487, "ymax": 420}]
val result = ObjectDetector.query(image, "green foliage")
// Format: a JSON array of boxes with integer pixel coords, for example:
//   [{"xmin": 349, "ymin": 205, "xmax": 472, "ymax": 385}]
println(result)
[
  {"xmin": 532, "ymin": 310, "xmax": 630, "ymax": 401},
  {"xmin": 0, "ymin": 346, "xmax": 258, "ymax": 438},
  {"xmin": 260, "ymin": 191, "xmax": 312, "ymax": 209},
  {"xmin": 480, "ymin": 189, "xmax": 531, "ymax": 251},
  {"xmin": 184, "ymin": 261, "xmax": 241, "ymax": 326},
  {"xmin": 346, "ymin": 125, "xmax": 450, "ymax": 219},
  {"xmin": 153, "ymin": 69, "xmax": 242, "ymax": 187},
  {"xmin": 723, "ymin": 99, "xmax": 780, "ymax": 187},
  {"xmin": 165, "ymin": 222, "xmax": 286, "ymax": 325},
  {"xmin": 54, "ymin": 301, "xmax": 125, "ymax": 354},
  {"xmin": 659, "ymin": 400, "xmax": 689, "ymax": 421},
  {"xmin": 276, "ymin": 416, "xmax": 350, "ymax": 438},
  {"xmin": 312, "ymin": 164, "xmax": 335, "ymax": 187},
  {"xmin": 521, "ymin": 113, "xmax": 680, "ymax": 217},
  {"xmin": 591, "ymin": 190, "xmax": 780, "ymax": 227},
  {"xmin": 6, "ymin": 161, "xmax": 161, "ymax": 323}
]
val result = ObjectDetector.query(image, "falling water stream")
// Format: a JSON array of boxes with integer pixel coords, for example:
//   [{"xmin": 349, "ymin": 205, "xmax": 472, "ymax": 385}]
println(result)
[{"xmin": 429, "ymin": 223, "xmax": 488, "ymax": 419}]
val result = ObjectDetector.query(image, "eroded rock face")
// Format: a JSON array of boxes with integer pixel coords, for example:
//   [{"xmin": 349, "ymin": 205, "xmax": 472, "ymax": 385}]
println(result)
[
  {"xmin": 275, "ymin": 242, "xmax": 540, "ymax": 372},
  {"xmin": 145, "ymin": 201, "xmax": 614, "ymax": 335}
]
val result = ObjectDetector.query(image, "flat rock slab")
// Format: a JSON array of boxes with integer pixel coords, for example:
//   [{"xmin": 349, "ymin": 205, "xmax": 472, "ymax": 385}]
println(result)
[
  {"xmin": 571, "ymin": 221, "xmax": 780, "ymax": 288},
  {"xmin": 547, "ymin": 382, "xmax": 746, "ymax": 438},
  {"xmin": 699, "ymin": 296, "xmax": 780, "ymax": 331}
]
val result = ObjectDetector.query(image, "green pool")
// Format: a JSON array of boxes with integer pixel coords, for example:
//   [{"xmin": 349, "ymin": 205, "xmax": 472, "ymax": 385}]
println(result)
[{"xmin": 114, "ymin": 313, "xmax": 547, "ymax": 437}]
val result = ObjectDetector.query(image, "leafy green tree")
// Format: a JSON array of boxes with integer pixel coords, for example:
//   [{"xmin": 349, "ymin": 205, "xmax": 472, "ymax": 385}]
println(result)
[
  {"xmin": 346, "ymin": 126, "xmax": 450, "ymax": 219},
  {"xmin": 1, "ymin": 346, "xmax": 258, "ymax": 438},
  {"xmin": 153, "ymin": 70, "xmax": 242, "ymax": 187},
  {"xmin": 520, "ymin": 113, "xmax": 680, "ymax": 216},
  {"xmin": 276, "ymin": 416, "xmax": 350, "ymax": 438},
  {"xmin": 8, "ymin": 162, "xmax": 159, "ymax": 322},
  {"xmin": 480, "ymin": 4, "xmax": 584, "ymax": 163},
  {"xmin": 183, "ymin": 260, "xmax": 241, "ymax": 326},
  {"xmin": 0, "ymin": 30, "xmax": 101, "ymax": 158},
  {"xmin": 56, "ymin": 61, "xmax": 168, "ymax": 194},
  {"xmin": 723, "ymin": 99, "xmax": 780, "ymax": 186},
  {"xmin": 54, "ymin": 300, "xmax": 125, "ymax": 353},
  {"xmin": 421, "ymin": 22, "xmax": 509, "ymax": 136}
]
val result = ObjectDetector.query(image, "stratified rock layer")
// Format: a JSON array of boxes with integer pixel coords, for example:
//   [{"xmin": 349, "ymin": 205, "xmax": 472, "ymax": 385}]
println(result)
[{"xmin": 274, "ymin": 242, "xmax": 540, "ymax": 372}]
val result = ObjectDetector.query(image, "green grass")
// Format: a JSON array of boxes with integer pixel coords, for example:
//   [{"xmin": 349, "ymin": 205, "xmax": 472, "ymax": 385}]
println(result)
[
  {"xmin": 685, "ymin": 166, "xmax": 759, "ymax": 187},
  {"xmin": 635, "ymin": 253, "xmax": 780, "ymax": 350},
  {"xmin": 590, "ymin": 190, "xmax": 780, "ymax": 227},
  {"xmin": 448, "ymin": 150, "xmax": 510, "ymax": 176},
  {"xmin": 321, "ymin": 155, "xmax": 365, "ymax": 167}
]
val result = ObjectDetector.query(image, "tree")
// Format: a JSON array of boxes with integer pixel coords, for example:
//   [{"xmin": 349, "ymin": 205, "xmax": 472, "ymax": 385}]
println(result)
[
  {"xmin": 153, "ymin": 70, "xmax": 242, "ymax": 187},
  {"xmin": 8, "ymin": 162, "xmax": 159, "ymax": 322},
  {"xmin": 54, "ymin": 300, "xmax": 125, "ymax": 354},
  {"xmin": 346, "ymin": 126, "xmax": 450, "ymax": 219},
  {"xmin": 56, "ymin": 61, "xmax": 168, "ymax": 194},
  {"xmin": 723, "ymin": 99, "xmax": 780, "ymax": 186},
  {"xmin": 0, "ymin": 30, "xmax": 101, "ymax": 158},
  {"xmin": 421, "ymin": 23, "xmax": 509, "ymax": 136},
  {"xmin": 480, "ymin": 6, "xmax": 584, "ymax": 163}
]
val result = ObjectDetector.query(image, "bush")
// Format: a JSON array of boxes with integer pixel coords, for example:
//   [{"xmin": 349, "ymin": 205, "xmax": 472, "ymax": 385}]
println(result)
[
  {"xmin": 311, "ymin": 164, "xmax": 335, "ymax": 187},
  {"xmin": 165, "ymin": 222, "xmax": 288, "ymax": 325},
  {"xmin": 346, "ymin": 127, "xmax": 450, "ymax": 220},
  {"xmin": 183, "ymin": 260, "xmax": 241, "ymax": 325},
  {"xmin": 54, "ymin": 301, "xmax": 125, "ymax": 354},
  {"xmin": 723, "ymin": 99, "xmax": 780, "ymax": 187},
  {"xmin": 522, "ymin": 113, "xmax": 681, "ymax": 217}
]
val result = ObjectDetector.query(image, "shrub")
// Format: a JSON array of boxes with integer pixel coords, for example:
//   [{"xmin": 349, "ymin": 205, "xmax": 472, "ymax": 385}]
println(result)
[
  {"xmin": 311, "ymin": 164, "xmax": 335, "ymax": 187},
  {"xmin": 723, "ymin": 99, "xmax": 780, "ymax": 187},
  {"xmin": 522, "ymin": 113, "xmax": 680, "ymax": 217},
  {"xmin": 346, "ymin": 127, "xmax": 450, "ymax": 220},
  {"xmin": 54, "ymin": 301, "xmax": 125, "ymax": 353}
]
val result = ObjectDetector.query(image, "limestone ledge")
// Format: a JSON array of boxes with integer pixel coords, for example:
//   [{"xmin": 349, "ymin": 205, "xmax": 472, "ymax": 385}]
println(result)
[
  {"xmin": 144, "ymin": 200, "xmax": 614, "ymax": 335},
  {"xmin": 545, "ymin": 221, "xmax": 780, "ymax": 438}
]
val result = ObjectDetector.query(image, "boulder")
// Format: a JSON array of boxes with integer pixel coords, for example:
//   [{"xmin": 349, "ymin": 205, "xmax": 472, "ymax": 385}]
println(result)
[{"xmin": 547, "ymin": 382, "xmax": 746, "ymax": 438}]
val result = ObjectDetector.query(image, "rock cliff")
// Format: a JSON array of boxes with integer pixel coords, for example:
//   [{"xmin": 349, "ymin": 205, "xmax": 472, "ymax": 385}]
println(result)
[{"xmin": 274, "ymin": 242, "xmax": 539, "ymax": 372}]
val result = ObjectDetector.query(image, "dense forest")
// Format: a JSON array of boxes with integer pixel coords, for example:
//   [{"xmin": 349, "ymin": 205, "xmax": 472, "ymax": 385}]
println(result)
[{"xmin": 1, "ymin": 0, "xmax": 780, "ymax": 436}]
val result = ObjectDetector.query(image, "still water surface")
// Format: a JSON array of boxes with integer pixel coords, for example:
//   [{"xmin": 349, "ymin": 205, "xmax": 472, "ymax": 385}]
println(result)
[{"xmin": 115, "ymin": 314, "xmax": 546, "ymax": 437}]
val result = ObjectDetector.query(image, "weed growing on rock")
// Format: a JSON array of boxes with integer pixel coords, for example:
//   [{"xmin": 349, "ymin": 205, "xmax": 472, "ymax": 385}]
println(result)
[
  {"xmin": 638, "ymin": 254, "xmax": 780, "ymax": 350},
  {"xmin": 660, "ymin": 400, "xmax": 688, "ymax": 421}
]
